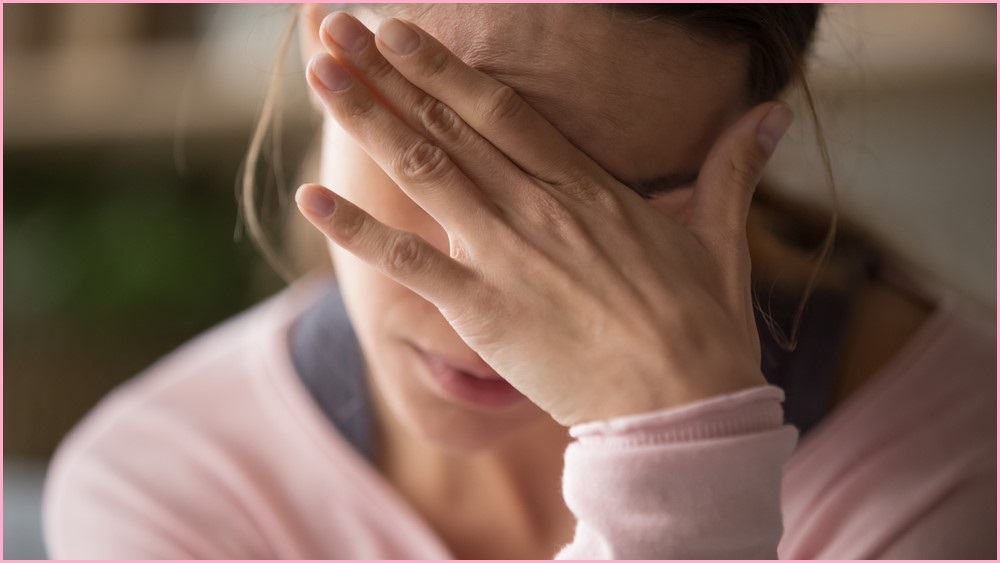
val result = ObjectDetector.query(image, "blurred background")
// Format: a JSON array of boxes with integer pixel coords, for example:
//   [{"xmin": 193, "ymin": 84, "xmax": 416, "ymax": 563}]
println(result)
[
  {"xmin": 4, "ymin": 5, "xmax": 316, "ymax": 558},
  {"xmin": 2, "ymin": 4, "xmax": 996, "ymax": 559}
]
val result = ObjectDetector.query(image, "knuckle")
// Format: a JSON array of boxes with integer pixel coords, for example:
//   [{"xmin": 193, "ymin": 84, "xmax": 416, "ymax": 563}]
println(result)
[
  {"xmin": 416, "ymin": 98, "xmax": 462, "ymax": 143},
  {"xmin": 532, "ymin": 190, "xmax": 571, "ymax": 223},
  {"xmin": 399, "ymin": 141, "xmax": 450, "ymax": 184},
  {"xmin": 333, "ymin": 204, "xmax": 368, "ymax": 245},
  {"xmin": 421, "ymin": 47, "xmax": 450, "ymax": 80},
  {"xmin": 480, "ymin": 84, "xmax": 523, "ymax": 127},
  {"xmin": 385, "ymin": 232, "xmax": 424, "ymax": 273},
  {"xmin": 531, "ymin": 191, "xmax": 587, "ymax": 241},
  {"xmin": 539, "ymin": 160, "xmax": 598, "ymax": 193},
  {"xmin": 338, "ymin": 90, "xmax": 377, "ymax": 121},
  {"xmin": 726, "ymin": 155, "xmax": 762, "ymax": 193},
  {"xmin": 562, "ymin": 178, "xmax": 609, "ymax": 206},
  {"xmin": 547, "ymin": 167, "xmax": 623, "ymax": 211}
]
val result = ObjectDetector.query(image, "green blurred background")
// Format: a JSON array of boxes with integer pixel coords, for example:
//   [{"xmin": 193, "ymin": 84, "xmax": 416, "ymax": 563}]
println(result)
[
  {"xmin": 4, "ymin": 5, "xmax": 317, "ymax": 557},
  {"xmin": 6, "ymin": 132, "xmax": 276, "ymax": 456},
  {"xmin": 5, "ymin": 4, "xmax": 315, "ymax": 460}
]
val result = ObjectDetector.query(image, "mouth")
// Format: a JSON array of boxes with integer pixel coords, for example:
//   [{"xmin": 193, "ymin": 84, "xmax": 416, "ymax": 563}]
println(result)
[{"xmin": 409, "ymin": 344, "xmax": 527, "ymax": 409}]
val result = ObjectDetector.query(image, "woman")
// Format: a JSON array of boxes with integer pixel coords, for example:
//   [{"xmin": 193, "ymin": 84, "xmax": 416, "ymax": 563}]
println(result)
[{"xmin": 44, "ymin": 5, "xmax": 995, "ymax": 559}]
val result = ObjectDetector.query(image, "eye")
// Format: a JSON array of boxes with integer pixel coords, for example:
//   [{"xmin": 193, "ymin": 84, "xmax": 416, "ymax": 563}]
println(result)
[{"xmin": 630, "ymin": 178, "xmax": 696, "ymax": 200}]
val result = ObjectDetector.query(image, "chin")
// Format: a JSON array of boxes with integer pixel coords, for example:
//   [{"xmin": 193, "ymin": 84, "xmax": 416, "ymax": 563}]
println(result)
[
  {"xmin": 375, "ymin": 367, "xmax": 552, "ymax": 455},
  {"xmin": 361, "ymin": 342, "xmax": 547, "ymax": 455}
]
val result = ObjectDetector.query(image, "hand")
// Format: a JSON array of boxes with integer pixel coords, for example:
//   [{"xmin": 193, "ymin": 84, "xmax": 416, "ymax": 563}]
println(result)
[{"xmin": 297, "ymin": 13, "xmax": 794, "ymax": 427}]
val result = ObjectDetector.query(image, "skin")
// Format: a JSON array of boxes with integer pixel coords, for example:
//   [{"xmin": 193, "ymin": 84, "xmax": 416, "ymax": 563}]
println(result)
[{"xmin": 293, "ymin": 5, "xmax": 932, "ymax": 558}]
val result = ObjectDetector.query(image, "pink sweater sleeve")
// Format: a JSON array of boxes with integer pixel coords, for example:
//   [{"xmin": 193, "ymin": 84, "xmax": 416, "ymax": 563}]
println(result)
[{"xmin": 556, "ymin": 385, "xmax": 798, "ymax": 559}]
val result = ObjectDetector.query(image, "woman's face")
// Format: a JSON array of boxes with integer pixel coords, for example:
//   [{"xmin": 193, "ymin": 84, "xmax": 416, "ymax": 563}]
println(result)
[{"xmin": 313, "ymin": 5, "xmax": 749, "ymax": 451}]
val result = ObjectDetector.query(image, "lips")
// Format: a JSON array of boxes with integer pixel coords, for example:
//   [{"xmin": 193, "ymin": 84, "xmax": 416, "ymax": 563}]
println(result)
[{"xmin": 411, "ymin": 345, "xmax": 527, "ymax": 409}]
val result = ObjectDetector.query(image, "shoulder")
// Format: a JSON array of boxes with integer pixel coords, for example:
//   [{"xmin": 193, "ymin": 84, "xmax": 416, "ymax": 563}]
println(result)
[
  {"xmin": 876, "ymin": 471, "xmax": 996, "ymax": 559},
  {"xmin": 780, "ymin": 287, "xmax": 996, "ymax": 558},
  {"xmin": 42, "ymin": 277, "xmax": 352, "ymax": 559},
  {"xmin": 48, "ymin": 277, "xmax": 326, "ymax": 472}
]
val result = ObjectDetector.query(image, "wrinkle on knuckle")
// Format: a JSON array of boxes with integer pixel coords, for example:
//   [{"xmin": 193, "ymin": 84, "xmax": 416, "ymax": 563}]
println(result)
[
  {"xmin": 399, "ymin": 141, "xmax": 449, "ymax": 184},
  {"xmin": 339, "ymin": 91, "xmax": 377, "ymax": 121},
  {"xmin": 533, "ymin": 191, "xmax": 570, "ymax": 223},
  {"xmin": 726, "ymin": 155, "xmax": 761, "ymax": 193},
  {"xmin": 531, "ymin": 191, "xmax": 589, "ymax": 243},
  {"xmin": 334, "ymin": 205, "xmax": 367, "ymax": 245},
  {"xmin": 563, "ymin": 179, "xmax": 609, "ymax": 207},
  {"xmin": 480, "ymin": 84, "xmax": 523, "ymax": 127},
  {"xmin": 386, "ymin": 233, "xmax": 423, "ymax": 273},
  {"xmin": 417, "ymin": 98, "xmax": 461, "ymax": 143}
]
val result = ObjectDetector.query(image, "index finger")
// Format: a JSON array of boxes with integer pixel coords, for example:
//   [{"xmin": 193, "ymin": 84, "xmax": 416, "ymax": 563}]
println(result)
[{"xmin": 374, "ymin": 17, "xmax": 607, "ymax": 188}]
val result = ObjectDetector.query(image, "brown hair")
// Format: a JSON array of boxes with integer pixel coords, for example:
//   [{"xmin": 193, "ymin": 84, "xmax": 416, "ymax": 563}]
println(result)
[
  {"xmin": 237, "ymin": 8, "xmax": 302, "ymax": 283},
  {"xmin": 613, "ymin": 4, "xmax": 821, "ymax": 103},
  {"xmin": 241, "ymin": 4, "xmax": 836, "ymax": 350}
]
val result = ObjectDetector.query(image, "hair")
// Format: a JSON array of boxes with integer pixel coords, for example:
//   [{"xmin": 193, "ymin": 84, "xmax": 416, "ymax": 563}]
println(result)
[
  {"xmin": 613, "ymin": 4, "xmax": 821, "ymax": 103},
  {"xmin": 240, "ymin": 4, "xmax": 836, "ymax": 351},
  {"xmin": 237, "ymin": 8, "xmax": 302, "ymax": 283}
]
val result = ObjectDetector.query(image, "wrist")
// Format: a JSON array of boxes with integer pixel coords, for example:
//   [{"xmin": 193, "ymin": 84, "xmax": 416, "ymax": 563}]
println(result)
[{"xmin": 565, "ymin": 366, "xmax": 767, "ymax": 426}]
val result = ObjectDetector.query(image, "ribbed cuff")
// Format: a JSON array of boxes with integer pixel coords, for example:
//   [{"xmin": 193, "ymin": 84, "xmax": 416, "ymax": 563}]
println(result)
[{"xmin": 569, "ymin": 384, "xmax": 787, "ymax": 447}]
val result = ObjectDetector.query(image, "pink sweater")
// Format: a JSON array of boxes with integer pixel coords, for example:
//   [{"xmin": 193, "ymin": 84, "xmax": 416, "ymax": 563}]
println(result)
[{"xmin": 43, "ymin": 279, "xmax": 996, "ymax": 559}]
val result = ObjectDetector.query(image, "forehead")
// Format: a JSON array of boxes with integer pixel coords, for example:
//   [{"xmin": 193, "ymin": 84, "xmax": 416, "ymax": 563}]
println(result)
[{"xmin": 412, "ymin": 4, "xmax": 750, "ymax": 184}]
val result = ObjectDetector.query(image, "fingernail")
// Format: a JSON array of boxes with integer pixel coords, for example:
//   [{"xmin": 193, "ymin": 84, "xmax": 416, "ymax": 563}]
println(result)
[
  {"xmin": 310, "ymin": 55, "xmax": 352, "ymax": 92},
  {"xmin": 757, "ymin": 103, "xmax": 794, "ymax": 156},
  {"xmin": 296, "ymin": 185, "xmax": 337, "ymax": 217},
  {"xmin": 324, "ymin": 12, "xmax": 368, "ymax": 53},
  {"xmin": 378, "ymin": 18, "xmax": 420, "ymax": 55}
]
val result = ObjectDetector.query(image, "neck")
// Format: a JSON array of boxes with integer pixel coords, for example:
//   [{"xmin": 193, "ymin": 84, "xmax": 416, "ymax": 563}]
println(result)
[{"xmin": 371, "ymin": 384, "xmax": 575, "ymax": 558}]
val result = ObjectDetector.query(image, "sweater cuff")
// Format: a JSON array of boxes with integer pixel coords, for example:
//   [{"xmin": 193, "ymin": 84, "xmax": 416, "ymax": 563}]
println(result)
[
  {"xmin": 558, "ymin": 384, "xmax": 796, "ymax": 559},
  {"xmin": 569, "ymin": 384, "xmax": 787, "ymax": 446}
]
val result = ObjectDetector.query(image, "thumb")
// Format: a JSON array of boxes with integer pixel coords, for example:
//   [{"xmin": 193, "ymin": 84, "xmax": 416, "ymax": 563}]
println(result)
[{"xmin": 689, "ymin": 102, "xmax": 794, "ymax": 242}]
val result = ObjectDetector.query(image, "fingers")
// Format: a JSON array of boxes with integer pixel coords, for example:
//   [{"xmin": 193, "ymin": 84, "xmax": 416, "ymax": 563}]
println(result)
[
  {"xmin": 373, "ymin": 17, "xmax": 608, "ymax": 188},
  {"xmin": 319, "ymin": 12, "xmax": 523, "ymax": 205},
  {"xmin": 295, "ymin": 183, "xmax": 475, "ymax": 306},
  {"xmin": 689, "ymin": 102, "xmax": 794, "ymax": 246},
  {"xmin": 307, "ymin": 50, "xmax": 501, "ymax": 241}
]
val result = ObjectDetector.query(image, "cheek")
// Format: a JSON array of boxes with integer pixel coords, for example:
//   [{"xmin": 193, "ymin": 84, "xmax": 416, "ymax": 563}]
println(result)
[{"xmin": 320, "ymin": 122, "xmax": 448, "ymax": 250}]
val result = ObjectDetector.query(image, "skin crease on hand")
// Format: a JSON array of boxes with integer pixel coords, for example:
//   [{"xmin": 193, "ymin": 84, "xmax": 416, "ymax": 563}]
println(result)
[{"xmin": 295, "ymin": 4, "xmax": 931, "ymax": 559}]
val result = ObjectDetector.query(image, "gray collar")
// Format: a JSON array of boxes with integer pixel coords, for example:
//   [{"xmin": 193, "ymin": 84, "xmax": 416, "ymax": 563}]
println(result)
[
  {"xmin": 288, "ymin": 243, "xmax": 877, "ymax": 454},
  {"xmin": 288, "ymin": 286, "xmax": 375, "ymax": 461}
]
